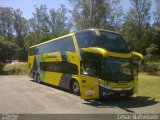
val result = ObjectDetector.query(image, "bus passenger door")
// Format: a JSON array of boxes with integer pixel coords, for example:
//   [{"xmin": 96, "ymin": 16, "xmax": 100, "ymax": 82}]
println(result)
[
  {"xmin": 79, "ymin": 61, "xmax": 99, "ymax": 100},
  {"xmin": 80, "ymin": 75, "xmax": 99, "ymax": 100}
]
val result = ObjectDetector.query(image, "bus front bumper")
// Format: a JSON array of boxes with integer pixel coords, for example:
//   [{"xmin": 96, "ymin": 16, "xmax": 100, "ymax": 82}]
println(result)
[{"xmin": 99, "ymin": 83, "xmax": 135, "ymax": 97}]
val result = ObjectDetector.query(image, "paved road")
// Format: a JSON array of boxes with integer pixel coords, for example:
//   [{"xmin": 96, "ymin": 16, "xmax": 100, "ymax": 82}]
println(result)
[{"xmin": 0, "ymin": 75, "xmax": 159, "ymax": 114}]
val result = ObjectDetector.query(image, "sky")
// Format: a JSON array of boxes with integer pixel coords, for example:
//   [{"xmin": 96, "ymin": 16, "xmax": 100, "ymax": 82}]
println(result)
[
  {"xmin": 0, "ymin": 0, "xmax": 71, "ymax": 19},
  {"xmin": 0, "ymin": 0, "xmax": 132, "ymax": 19}
]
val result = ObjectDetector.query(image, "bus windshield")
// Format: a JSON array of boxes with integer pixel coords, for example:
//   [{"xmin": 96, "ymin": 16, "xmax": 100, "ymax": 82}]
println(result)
[
  {"xmin": 97, "ymin": 31, "xmax": 129, "ymax": 53},
  {"xmin": 102, "ymin": 57, "xmax": 133, "ymax": 83},
  {"xmin": 75, "ymin": 30, "xmax": 130, "ymax": 53}
]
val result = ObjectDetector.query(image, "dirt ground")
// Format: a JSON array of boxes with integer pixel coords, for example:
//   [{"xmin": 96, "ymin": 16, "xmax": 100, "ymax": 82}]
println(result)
[{"xmin": 0, "ymin": 75, "xmax": 159, "ymax": 114}]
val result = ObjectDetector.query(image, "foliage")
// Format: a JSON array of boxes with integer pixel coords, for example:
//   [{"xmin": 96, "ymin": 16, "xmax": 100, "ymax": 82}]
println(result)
[
  {"xmin": 0, "ymin": 7, "xmax": 28, "ymax": 62},
  {"xmin": 146, "ymin": 44, "xmax": 158, "ymax": 56},
  {"xmin": 25, "ymin": 4, "xmax": 71, "ymax": 47},
  {"xmin": 140, "ymin": 62, "xmax": 160, "ymax": 74},
  {"xmin": 68, "ymin": 0, "xmax": 123, "ymax": 31},
  {"xmin": 0, "ymin": 62, "xmax": 4, "ymax": 72},
  {"xmin": 0, "ymin": 36, "xmax": 17, "ymax": 62},
  {"xmin": 154, "ymin": 0, "xmax": 160, "ymax": 28},
  {"xmin": 0, "ymin": 1, "xmax": 160, "ymax": 64},
  {"xmin": 2, "ymin": 62, "xmax": 28, "ymax": 75},
  {"xmin": 0, "ymin": 5, "xmax": 71, "ymax": 64},
  {"xmin": 122, "ymin": 0, "xmax": 151, "ymax": 53}
]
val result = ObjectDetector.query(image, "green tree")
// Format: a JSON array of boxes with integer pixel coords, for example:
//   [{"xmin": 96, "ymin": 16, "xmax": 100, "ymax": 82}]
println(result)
[
  {"xmin": 0, "ymin": 7, "xmax": 17, "ymax": 62},
  {"xmin": 49, "ymin": 4, "xmax": 70, "ymax": 38},
  {"xmin": 107, "ymin": 0, "xmax": 124, "ymax": 31},
  {"xmin": 122, "ymin": 0, "xmax": 151, "ymax": 53},
  {"xmin": 25, "ymin": 4, "xmax": 70, "ymax": 49},
  {"xmin": 0, "ymin": 7, "xmax": 14, "ymax": 41},
  {"xmin": 146, "ymin": 44, "xmax": 158, "ymax": 60},
  {"xmin": 69, "ymin": 0, "xmax": 93, "ymax": 29},
  {"xmin": 30, "ymin": 4, "xmax": 50, "ymax": 44},
  {"xmin": 0, "ymin": 7, "xmax": 28, "ymax": 62},
  {"xmin": 13, "ymin": 9, "xmax": 28, "ymax": 61},
  {"xmin": 69, "ymin": 0, "xmax": 123, "ymax": 30},
  {"xmin": 154, "ymin": 0, "xmax": 160, "ymax": 28},
  {"xmin": 0, "ymin": 36, "xmax": 17, "ymax": 62}
]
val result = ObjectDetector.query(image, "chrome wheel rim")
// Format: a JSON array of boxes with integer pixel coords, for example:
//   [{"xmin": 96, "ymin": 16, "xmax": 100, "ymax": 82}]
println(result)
[
  {"xmin": 37, "ymin": 75, "xmax": 40, "ymax": 83},
  {"xmin": 73, "ymin": 81, "xmax": 79, "ymax": 93},
  {"xmin": 33, "ymin": 75, "xmax": 36, "ymax": 81}
]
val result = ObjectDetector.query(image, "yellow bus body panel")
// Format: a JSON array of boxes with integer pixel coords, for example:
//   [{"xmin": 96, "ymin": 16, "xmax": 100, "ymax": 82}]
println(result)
[
  {"xmin": 43, "ymin": 72, "xmax": 62, "ymax": 86},
  {"xmin": 42, "ymin": 52, "xmax": 62, "ymax": 62},
  {"xmin": 28, "ymin": 55, "xmax": 35, "ymax": 76},
  {"xmin": 82, "ymin": 47, "xmax": 132, "ymax": 58}
]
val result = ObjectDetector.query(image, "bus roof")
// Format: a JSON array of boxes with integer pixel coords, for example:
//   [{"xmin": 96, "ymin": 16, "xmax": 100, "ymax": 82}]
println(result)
[
  {"xmin": 29, "ymin": 28, "xmax": 120, "ymax": 48},
  {"xmin": 73, "ymin": 28, "xmax": 120, "ymax": 35},
  {"xmin": 29, "ymin": 33, "xmax": 74, "ymax": 48}
]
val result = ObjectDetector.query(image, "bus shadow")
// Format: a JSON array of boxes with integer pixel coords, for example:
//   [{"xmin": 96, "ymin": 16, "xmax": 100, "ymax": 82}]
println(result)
[
  {"xmin": 29, "ymin": 79, "xmax": 72, "ymax": 94},
  {"xmin": 83, "ymin": 96, "xmax": 159, "ymax": 113},
  {"xmin": 29, "ymin": 80, "xmax": 159, "ymax": 113}
]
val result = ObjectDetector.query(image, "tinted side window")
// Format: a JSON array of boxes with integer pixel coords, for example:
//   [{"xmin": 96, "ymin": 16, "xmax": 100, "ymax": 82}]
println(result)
[
  {"xmin": 61, "ymin": 37, "xmax": 75, "ymax": 51},
  {"xmin": 29, "ymin": 36, "xmax": 75, "ymax": 55},
  {"xmin": 75, "ymin": 31, "xmax": 96, "ymax": 48},
  {"xmin": 46, "ymin": 36, "xmax": 74, "ymax": 53},
  {"xmin": 40, "ymin": 61, "xmax": 78, "ymax": 74},
  {"xmin": 51, "ymin": 37, "xmax": 75, "ymax": 52},
  {"xmin": 81, "ymin": 61, "xmax": 99, "ymax": 77}
]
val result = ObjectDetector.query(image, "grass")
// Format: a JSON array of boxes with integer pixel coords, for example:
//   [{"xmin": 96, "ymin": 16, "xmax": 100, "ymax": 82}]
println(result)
[
  {"xmin": 140, "ymin": 62, "xmax": 160, "ymax": 73},
  {"xmin": 149, "ymin": 62, "xmax": 160, "ymax": 71},
  {"xmin": 2, "ymin": 62, "xmax": 28, "ymax": 75},
  {"xmin": 136, "ymin": 72, "xmax": 160, "ymax": 100}
]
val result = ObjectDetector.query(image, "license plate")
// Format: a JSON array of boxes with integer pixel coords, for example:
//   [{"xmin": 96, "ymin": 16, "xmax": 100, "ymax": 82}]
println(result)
[{"xmin": 120, "ymin": 93, "xmax": 126, "ymax": 96}]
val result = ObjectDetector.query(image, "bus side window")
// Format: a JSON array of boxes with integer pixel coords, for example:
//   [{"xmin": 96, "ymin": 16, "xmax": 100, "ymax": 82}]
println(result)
[
  {"xmin": 81, "ymin": 61, "xmax": 98, "ymax": 77},
  {"xmin": 61, "ymin": 37, "xmax": 75, "ymax": 52},
  {"xmin": 75, "ymin": 31, "xmax": 96, "ymax": 48}
]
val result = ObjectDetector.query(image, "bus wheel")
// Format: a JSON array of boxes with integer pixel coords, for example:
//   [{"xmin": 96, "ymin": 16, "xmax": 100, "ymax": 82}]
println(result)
[
  {"xmin": 71, "ymin": 80, "xmax": 80, "ymax": 95},
  {"xmin": 36, "ymin": 74, "xmax": 41, "ymax": 84},
  {"xmin": 33, "ymin": 73, "xmax": 37, "ymax": 82}
]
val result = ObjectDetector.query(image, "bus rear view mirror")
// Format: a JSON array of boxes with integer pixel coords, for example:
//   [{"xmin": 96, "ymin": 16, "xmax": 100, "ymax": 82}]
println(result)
[{"xmin": 132, "ymin": 52, "xmax": 144, "ymax": 65}]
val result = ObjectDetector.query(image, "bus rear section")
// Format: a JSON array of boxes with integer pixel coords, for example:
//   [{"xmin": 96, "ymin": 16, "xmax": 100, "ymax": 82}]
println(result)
[{"xmin": 28, "ymin": 33, "xmax": 81, "ymax": 89}]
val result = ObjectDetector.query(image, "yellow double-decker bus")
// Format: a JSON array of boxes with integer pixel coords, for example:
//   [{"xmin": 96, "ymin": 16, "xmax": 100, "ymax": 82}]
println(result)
[{"xmin": 28, "ymin": 28, "xmax": 143, "ymax": 100}]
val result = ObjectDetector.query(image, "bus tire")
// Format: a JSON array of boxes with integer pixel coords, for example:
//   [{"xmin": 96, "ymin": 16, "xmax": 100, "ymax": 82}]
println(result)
[
  {"xmin": 36, "ymin": 74, "xmax": 41, "ymax": 84},
  {"xmin": 71, "ymin": 80, "xmax": 80, "ymax": 96},
  {"xmin": 33, "ymin": 73, "xmax": 37, "ymax": 82}
]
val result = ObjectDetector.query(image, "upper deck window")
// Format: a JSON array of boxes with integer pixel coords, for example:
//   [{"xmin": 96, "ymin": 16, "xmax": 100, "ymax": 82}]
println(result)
[
  {"xmin": 97, "ymin": 31, "xmax": 129, "ymax": 53},
  {"xmin": 28, "ymin": 36, "xmax": 75, "ymax": 55},
  {"xmin": 75, "ymin": 31, "xmax": 97, "ymax": 48},
  {"xmin": 75, "ymin": 29, "xmax": 129, "ymax": 53}
]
